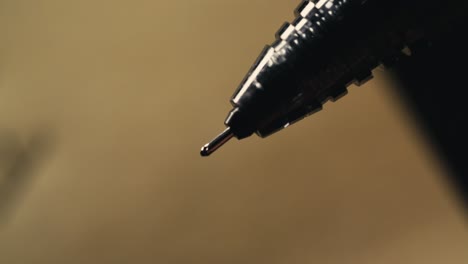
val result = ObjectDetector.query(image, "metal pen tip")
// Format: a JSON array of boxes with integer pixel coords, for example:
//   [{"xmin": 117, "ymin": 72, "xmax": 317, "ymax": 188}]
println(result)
[{"xmin": 200, "ymin": 127, "xmax": 234, "ymax": 157}]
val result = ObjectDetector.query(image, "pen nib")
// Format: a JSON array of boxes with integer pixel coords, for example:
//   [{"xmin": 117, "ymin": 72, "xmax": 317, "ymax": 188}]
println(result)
[{"xmin": 200, "ymin": 127, "xmax": 234, "ymax": 157}]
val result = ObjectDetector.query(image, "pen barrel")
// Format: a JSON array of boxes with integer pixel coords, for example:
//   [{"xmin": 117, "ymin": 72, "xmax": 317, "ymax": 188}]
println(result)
[{"xmin": 226, "ymin": 0, "xmax": 468, "ymax": 138}]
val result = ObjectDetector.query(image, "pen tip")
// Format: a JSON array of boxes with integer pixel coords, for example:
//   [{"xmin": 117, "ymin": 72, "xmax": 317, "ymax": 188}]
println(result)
[
  {"xmin": 200, "ymin": 145, "xmax": 210, "ymax": 157},
  {"xmin": 200, "ymin": 127, "xmax": 234, "ymax": 157}
]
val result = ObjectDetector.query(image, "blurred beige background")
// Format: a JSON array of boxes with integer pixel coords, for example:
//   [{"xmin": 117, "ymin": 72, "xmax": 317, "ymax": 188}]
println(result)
[{"xmin": 0, "ymin": 0, "xmax": 467, "ymax": 263}]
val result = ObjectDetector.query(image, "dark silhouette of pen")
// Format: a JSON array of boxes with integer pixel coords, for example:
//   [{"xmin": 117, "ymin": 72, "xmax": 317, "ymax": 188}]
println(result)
[{"xmin": 201, "ymin": 0, "xmax": 468, "ymax": 157}]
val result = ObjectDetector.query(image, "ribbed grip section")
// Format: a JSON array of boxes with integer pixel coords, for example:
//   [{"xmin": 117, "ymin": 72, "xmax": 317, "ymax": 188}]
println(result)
[
  {"xmin": 231, "ymin": 0, "xmax": 355, "ymax": 105},
  {"xmin": 226, "ymin": 0, "xmax": 432, "ymax": 138}
]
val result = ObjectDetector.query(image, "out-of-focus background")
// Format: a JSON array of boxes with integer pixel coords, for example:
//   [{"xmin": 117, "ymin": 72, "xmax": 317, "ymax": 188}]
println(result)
[{"xmin": 0, "ymin": 0, "xmax": 467, "ymax": 263}]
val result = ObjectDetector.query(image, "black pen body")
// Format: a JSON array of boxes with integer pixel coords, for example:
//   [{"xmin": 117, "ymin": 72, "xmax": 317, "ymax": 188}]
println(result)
[{"xmin": 225, "ymin": 0, "xmax": 468, "ymax": 139}]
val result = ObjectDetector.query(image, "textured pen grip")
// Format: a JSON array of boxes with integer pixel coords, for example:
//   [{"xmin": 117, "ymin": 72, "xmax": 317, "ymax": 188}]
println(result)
[
  {"xmin": 229, "ymin": 0, "xmax": 366, "ymax": 137},
  {"xmin": 227, "ymin": 0, "xmax": 453, "ymax": 138}
]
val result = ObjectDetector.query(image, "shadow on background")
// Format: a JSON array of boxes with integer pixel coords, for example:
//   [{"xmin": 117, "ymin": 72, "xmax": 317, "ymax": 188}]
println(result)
[
  {"xmin": 0, "ymin": 129, "xmax": 55, "ymax": 225},
  {"xmin": 388, "ymin": 17, "xmax": 468, "ymax": 207}
]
